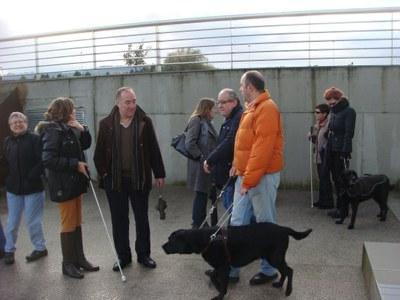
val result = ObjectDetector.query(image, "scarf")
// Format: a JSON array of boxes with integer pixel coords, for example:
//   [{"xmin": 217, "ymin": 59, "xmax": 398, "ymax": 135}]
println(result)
[{"xmin": 111, "ymin": 105, "xmax": 145, "ymax": 191}]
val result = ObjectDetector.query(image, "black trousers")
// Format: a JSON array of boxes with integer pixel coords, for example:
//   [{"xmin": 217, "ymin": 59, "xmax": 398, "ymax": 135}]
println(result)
[
  {"xmin": 104, "ymin": 176, "xmax": 150, "ymax": 262},
  {"xmin": 324, "ymin": 151, "xmax": 347, "ymax": 210},
  {"xmin": 317, "ymin": 150, "xmax": 334, "ymax": 206}
]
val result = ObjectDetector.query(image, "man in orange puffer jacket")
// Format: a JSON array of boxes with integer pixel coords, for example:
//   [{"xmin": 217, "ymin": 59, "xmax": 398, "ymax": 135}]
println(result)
[{"xmin": 228, "ymin": 70, "xmax": 284, "ymax": 285}]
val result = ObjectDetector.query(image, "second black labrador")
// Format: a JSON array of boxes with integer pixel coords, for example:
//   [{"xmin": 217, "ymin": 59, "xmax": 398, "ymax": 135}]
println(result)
[
  {"xmin": 336, "ymin": 169, "xmax": 394, "ymax": 229},
  {"xmin": 162, "ymin": 222, "xmax": 312, "ymax": 300}
]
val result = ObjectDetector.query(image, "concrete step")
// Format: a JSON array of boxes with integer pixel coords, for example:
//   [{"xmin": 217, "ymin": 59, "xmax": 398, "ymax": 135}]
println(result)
[{"xmin": 362, "ymin": 242, "xmax": 400, "ymax": 300}]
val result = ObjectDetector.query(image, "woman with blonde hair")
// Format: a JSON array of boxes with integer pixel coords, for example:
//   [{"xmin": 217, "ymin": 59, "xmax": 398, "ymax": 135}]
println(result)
[
  {"xmin": 185, "ymin": 98, "xmax": 218, "ymax": 228},
  {"xmin": 38, "ymin": 97, "xmax": 98, "ymax": 278}
]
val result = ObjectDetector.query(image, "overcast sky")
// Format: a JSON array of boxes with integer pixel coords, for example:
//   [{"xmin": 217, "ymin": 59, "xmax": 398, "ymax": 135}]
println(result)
[{"xmin": 1, "ymin": 0, "xmax": 400, "ymax": 38}]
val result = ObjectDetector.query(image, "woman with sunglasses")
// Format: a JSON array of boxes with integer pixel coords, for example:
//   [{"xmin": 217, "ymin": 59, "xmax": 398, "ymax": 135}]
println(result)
[{"xmin": 310, "ymin": 103, "xmax": 334, "ymax": 209}]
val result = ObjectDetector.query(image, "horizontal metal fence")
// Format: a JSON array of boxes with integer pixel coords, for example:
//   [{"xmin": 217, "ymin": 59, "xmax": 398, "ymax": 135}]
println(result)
[{"xmin": 1, "ymin": 7, "xmax": 400, "ymax": 80}]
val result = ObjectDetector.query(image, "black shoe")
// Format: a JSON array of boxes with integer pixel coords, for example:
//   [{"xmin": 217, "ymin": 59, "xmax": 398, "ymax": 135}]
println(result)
[
  {"xmin": 205, "ymin": 269, "xmax": 239, "ymax": 284},
  {"xmin": 137, "ymin": 256, "xmax": 156, "ymax": 269},
  {"xmin": 4, "ymin": 252, "xmax": 15, "ymax": 265},
  {"xmin": 26, "ymin": 249, "xmax": 48, "ymax": 262},
  {"xmin": 313, "ymin": 201, "xmax": 321, "ymax": 208},
  {"xmin": 112, "ymin": 259, "xmax": 131, "ymax": 272},
  {"xmin": 63, "ymin": 262, "xmax": 84, "ymax": 279},
  {"xmin": 249, "ymin": 272, "xmax": 278, "ymax": 285},
  {"xmin": 0, "ymin": 250, "xmax": 4, "ymax": 259}
]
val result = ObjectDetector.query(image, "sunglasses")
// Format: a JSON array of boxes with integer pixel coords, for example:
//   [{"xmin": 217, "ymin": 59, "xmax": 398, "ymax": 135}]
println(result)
[{"xmin": 217, "ymin": 99, "xmax": 234, "ymax": 105}]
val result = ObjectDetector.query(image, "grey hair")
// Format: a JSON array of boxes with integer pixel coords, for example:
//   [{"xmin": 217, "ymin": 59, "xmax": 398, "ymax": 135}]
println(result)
[
  {"xmin": 220, "ymin": 88, "xmax": 240, "ymax": 104},
  {"xmin": 115, "ymin": 87, "xmax": 135, "ymax": 103},
  {"xmin": 8, "ymin": 111, "xmax": 28, "ymax": 124}
]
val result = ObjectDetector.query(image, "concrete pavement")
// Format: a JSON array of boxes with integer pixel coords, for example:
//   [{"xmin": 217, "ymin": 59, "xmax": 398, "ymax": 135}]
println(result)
[{"xmin": 0, "ymin": 186, "xmax": 399, "ymax": 300}]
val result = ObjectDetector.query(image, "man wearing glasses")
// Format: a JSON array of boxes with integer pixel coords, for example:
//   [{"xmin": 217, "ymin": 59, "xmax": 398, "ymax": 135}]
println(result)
[{"xmin": 203, "ymin": 88, "xmax": 243, "ymax": 213}]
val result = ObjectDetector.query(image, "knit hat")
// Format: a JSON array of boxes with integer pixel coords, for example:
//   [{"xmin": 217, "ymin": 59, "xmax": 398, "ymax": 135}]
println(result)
[{"xmin": 323, "ymin": 87, "xmax": 344, "ymax": 100}]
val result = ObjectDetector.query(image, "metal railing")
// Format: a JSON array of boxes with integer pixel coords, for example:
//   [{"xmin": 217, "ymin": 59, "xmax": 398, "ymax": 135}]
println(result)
[{"xmin": 1, "ymin": 7, "xmax": 400, "ymax": 80}]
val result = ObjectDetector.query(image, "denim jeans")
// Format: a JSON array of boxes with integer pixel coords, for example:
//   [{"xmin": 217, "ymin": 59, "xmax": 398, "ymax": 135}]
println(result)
[
  {"xmin": 5, "ymin": 191, "xmax": 46, "ymax": 253},
  {"xmin": 222, "ymin": 183, "xmax": 234, "ymax": 212},
  {"xmin": 0, "ymin": 218, "xmax": 5, "ymax": 251},
  {"xmin": 230, "ymin": 173, "xmax": 280, "ymax": 277}
]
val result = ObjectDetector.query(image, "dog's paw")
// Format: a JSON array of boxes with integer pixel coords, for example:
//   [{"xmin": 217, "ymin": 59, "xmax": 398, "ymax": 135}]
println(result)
[
  {"xmin": 380, "ymin": 217, "xmax": 386, "ymax": 222},
  {"xmin": 335, "ymin": 220, "xmax": 344, "ymax": 225},
  {"xmin": 211, "ymin": 295, "xmax": 224, "ymax": 300},
  {"xmin": 347, "ymin": 224, "xmax": 354, "ymax": 230}
]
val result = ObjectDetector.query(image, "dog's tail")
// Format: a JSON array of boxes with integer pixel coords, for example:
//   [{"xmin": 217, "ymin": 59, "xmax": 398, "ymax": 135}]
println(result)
[{"xmin": 288, "ymin": 228, "xmax": 312, "ymax": 240}]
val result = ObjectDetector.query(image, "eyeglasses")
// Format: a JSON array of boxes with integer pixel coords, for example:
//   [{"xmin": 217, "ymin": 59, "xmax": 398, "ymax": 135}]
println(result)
[
  {"xmin": 314, "ymin": 111, "xmax": 322, "ymax": 114},
  {"xmin": 217, "ymin": 99, "xmax": 233, "ymax": 105}
]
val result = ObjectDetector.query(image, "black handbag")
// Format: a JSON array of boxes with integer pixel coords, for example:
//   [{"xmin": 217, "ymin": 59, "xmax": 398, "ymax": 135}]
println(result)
[{"xmin": 171, "ymin": 132, "xmax": 200, "ymax": 160}]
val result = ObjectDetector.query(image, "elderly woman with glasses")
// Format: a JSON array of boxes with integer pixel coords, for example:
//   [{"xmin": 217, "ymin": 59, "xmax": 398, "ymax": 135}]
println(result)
[
  {"xmin": 309, "ymin": 103, "xmax": 334, "ymax": 209},
  {"xmin": 1, "ymin": 112, "xmax": 47, "ymax": 265}
]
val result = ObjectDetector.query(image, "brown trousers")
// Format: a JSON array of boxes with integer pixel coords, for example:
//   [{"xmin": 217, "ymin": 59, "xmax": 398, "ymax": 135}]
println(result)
[{"xmin": 58, "ymin": 195, "xmax": 82, "ymax": 233}]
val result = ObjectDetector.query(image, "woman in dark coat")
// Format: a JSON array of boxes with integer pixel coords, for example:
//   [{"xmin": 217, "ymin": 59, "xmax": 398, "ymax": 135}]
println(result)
[
  {"xmin": 185, "ymin": 98, "xmax": 218, "ymax": 228},
  {"xmin": 310, "ymin": 103, "xmax": 334, "ymax": 209},
  {"xmin": 39, "ymin": 97, "xmax": 98, "ymax": 279},
  {"xmin": 323, "ymin": 87, "xmax": 356, "ymax": 218}
]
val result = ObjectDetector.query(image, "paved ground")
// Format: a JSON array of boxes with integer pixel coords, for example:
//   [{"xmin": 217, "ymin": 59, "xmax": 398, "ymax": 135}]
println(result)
[{"xmin": 0, "ymin": 186, "xmax": 399, "ymax": 300}]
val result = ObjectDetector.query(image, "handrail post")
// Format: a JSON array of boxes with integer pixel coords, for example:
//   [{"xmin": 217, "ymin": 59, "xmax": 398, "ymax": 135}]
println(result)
[{"xmin": 155, "ymin": 26, "xmax": 161, "ymax": 72}]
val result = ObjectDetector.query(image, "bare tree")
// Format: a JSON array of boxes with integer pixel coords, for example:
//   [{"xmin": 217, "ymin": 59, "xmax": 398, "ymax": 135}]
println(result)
[{"xmin": 123, "ymin": 43, "xmax": 150, "ymax": 66}]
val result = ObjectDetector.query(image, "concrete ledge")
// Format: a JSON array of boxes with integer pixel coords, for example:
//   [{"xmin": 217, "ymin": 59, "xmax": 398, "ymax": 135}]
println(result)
[{"xmin": 362, "ymin": 242, "xmax": 400, "ymax": 300}]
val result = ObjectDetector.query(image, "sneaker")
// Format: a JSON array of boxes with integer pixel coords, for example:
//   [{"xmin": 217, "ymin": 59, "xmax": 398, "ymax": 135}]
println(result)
[
  {"xmin": 26, "ymin": 249, "xmax": 48, "ymax": 262},
  {"xmin": 249, "ymin": 272, "xmax": 278, "ymax": 285},
  {"xmin": 4, "ymin": 252, "xmax": 15, "ymax": 265}
]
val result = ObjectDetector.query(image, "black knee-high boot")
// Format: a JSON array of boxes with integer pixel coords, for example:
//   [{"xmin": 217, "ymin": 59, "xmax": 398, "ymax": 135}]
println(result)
[
  {"xmin": 61, "ymin": 232, "xmax": 84, "ymax": 279},
  {"xmin": 75, "ymin": 226, "xmax": 99, "ymax": 272}
]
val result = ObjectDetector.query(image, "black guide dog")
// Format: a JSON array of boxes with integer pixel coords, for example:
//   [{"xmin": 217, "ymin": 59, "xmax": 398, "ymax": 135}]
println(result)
[
  {"xmin": 336, "ymin": 169, "xmax": 394, "ymax": 229},
  {"xmin": 163, "ymin": 222, "xmax": 312, "ymax": 300}
]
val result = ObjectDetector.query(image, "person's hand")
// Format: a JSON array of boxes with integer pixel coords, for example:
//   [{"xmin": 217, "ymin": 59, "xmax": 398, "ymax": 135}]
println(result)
[
  {"xmin": 68, "ymin": 119, "xmax": 84, "ymax": 131},
  {"xmin": 77, "ymin": 162, "xmax": 89, "ymax": 178},
  {"xmin": 203, "ymin": 160, "xmax": 211, "ymax": 173},
  {"xmin": 229, "ymin": 166, "xmax": 236, "ymax": 177},
  {"xmin": 155, "ymin": 178, "xmax": 165, "ymax": 188},
  {"xmin": 240, "ymin": 186, "xmax": 248, "ymax": 195}
]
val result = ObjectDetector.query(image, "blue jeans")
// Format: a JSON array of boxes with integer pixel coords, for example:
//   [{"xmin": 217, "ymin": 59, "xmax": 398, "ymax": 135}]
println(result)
[
  {"xmin": 5, "ymin": 192, "xmax": 46, "ymax": 253},
  {"xmin": 0, "ymin": 218, "xmax": 5, "ymax": 251},
  {"xmin": 230, "ymin": 173, "xmax": 280, "ymax": 277},
  {"xmin": 222, "ymin": 183, "xmax": 234, "ymax": 212}
]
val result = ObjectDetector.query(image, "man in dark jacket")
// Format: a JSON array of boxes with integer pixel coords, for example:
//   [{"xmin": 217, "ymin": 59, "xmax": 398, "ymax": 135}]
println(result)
[
  {"xmin": 323, "ymin": 87, "xmax": 356, "ymax": 218},
  {"xmin": 94, "ymin": 87, "xmax": 166, "ymax": 271},
  {"xmin": 203, "ymin": 88, "xmax": 243, "ymax": 211}
]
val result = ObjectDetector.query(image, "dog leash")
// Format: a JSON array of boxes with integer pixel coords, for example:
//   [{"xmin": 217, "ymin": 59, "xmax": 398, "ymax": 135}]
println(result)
[{"xmin": 199, "ymin": 176, "xmax": 236, "ymax": 229}]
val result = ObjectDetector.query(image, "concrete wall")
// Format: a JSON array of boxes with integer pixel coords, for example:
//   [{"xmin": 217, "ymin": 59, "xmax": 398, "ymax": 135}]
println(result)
[{"xmin": 1, "ymin": 66, "xmax": 400, "ymax": 186}]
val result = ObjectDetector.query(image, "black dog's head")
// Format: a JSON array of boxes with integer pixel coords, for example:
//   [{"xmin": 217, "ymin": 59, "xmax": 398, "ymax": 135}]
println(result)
[
  {"xmin": 342, "ymin": 169, "xmax": 358, "ymax": 188},
  {"xmin": 162, "ymin": 228, "xmax": 212, "ymax": 255}
]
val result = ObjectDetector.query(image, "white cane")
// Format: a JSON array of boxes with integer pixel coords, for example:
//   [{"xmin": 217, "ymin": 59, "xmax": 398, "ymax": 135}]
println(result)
[
  {"xmin": 309, "ymin": 126, "xmax": 314, "ymax": 208},
  {"xmin": 89, "ymin": 180, "xmax": 127, "ymax": 282}
]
